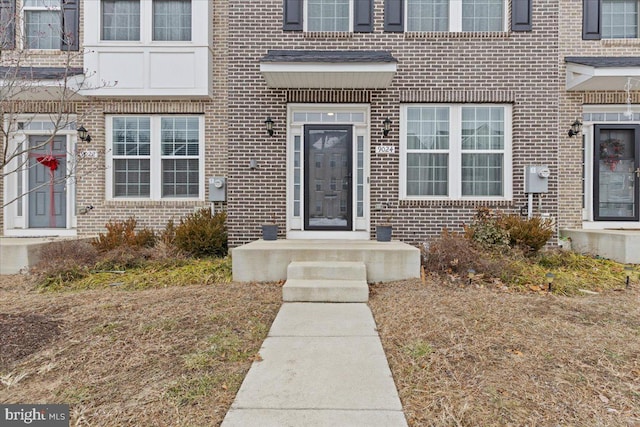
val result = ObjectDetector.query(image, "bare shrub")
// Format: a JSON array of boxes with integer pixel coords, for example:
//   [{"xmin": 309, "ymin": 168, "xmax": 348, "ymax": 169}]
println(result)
[
  {"xmin": 31, "ymin": 240, "xmax": 99, "ymax": 286},
  {"xmin": 422, "ymin": 229, "xmax": 517, "ymax": 282}
]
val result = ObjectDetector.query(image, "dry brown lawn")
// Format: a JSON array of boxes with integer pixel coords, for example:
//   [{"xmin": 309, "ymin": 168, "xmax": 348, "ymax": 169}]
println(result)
[
  {"xmin": 2, "ymin": 272, "xmax": 640, "ymax": 426},
  {"xmin": 370, "ymin": 278, "xmax": 640, "ymax": 427},
  {"xmin": 0, "ymin": 274, "xmax": 281, "ymax": 426}
]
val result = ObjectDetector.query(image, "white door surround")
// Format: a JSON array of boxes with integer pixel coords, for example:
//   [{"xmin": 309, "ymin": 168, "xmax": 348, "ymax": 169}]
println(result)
[{"xmin": 286, "ymin": 104, "xmax": 371, "ymax": 240}]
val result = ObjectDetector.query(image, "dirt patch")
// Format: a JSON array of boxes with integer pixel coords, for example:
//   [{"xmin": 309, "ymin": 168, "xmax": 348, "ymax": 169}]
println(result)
[
  {"xmin": 0, "ymin": 313, "xmax": 62, "ymax": 372},
  {"xmin": 0, "ymin": 274, "xmax": 281, "ymax": 426},
  {"xmin": 370, "ymin": 278, "xmax": 640, "ymax": 426}
]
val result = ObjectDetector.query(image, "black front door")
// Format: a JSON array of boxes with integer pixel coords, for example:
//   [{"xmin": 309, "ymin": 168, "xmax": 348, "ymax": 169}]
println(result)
[
  {"xmin": 594, "ymin": 125, "xmax": 640, "ymax": 221},
  {"xmin": 304, "ymin": 125, "xmax": 353, "ymax": 231}
]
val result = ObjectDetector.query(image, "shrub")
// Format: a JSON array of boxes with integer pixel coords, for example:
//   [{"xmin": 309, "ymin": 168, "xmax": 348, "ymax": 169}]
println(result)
[
  {"xmin": 422, "ymin": 229, "xmax": 514, "ymax": 279},
  {"xmin": 31, "ymin": 240, "xmax": 99, "ymax": 287},
  {"xmin": 173, "ymin": 209, "xmax": 228, "ymax": 258},
  {"xmin": 93, "ymin": 217, "xmax": 156, "ymax": 252},
  {"xmin": 464, "ymin": 207, "xmax": 510, "ymax": 250},
  {"xmin": 498, "ymin": 215, "xmax": 554, "ymax": 253}
]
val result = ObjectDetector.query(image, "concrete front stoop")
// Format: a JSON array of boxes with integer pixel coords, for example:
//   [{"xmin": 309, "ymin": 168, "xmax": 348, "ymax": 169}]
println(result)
[{"xmin": 283, "ymin": 261, "xmax": 369, "ymax": 302}]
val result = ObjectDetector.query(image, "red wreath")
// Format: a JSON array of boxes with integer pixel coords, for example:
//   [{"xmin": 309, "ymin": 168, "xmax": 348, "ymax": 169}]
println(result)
[{"xmin": 36, "ymin": 154, "xmax": 59, "ymax": 172}]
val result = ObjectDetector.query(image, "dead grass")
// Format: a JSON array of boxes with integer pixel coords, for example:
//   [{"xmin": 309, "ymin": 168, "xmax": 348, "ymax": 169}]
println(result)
[
  {"xmin": 0, "ymin": 274, "xmax": 281, "ymax": 426},
  {"xmin": 370, "ymin": 278, "xmax": 640, "ymax": 427}
]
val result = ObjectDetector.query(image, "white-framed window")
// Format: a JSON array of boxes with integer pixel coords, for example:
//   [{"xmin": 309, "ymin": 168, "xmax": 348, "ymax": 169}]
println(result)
[
  {"xmin": 602, "ymin": 0, "xmax": 638, "ymax": 38},
  {"xmin": 106, "ymin": 115, "xmax": 203, "ymax": 200},
  {"xmin": 101, "ymin": 0, "xmax": 192, "ymax": 42},
  {"xmin": 24, "ymin": 0, "xmax": 62, "ymax": 49},
  {"xmin": 400, "ymin": 104, "xmax": 512, "ymax": 200},
  {"xmin": 406, "ymin": 0, "xmax": 506, "ymax": 32},
  {"xmin": 305, "ymin": 0, "xmax": 352, "ymax": 32},
  {"xmin": 153, "ymin": 0, "xmax": 192, "ymax": 41},
  {"xmin": 102, "ymin": 0, "xmax": 140, "ymax": 41}
]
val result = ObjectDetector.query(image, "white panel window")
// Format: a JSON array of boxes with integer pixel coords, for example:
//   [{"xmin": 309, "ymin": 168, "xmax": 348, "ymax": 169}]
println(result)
[
  {"xmin": 153, "ymin": 0, "xmax": 192, "ymax": 41},
  {"xmin": 107, "ymin": 116, "xmax": 203, "ymax": 200},
  {"xmin": 306, "ymin": 0, "xmax": 351, "ymax": 32},
  {"xmin": 401, "ymin": 104, "xmax": 512, "ymax": 200},
  {"xmin": 24, "ymin": 0, "xmax": 62, "ymax": 49},
  {"xmin": 102, "ymin": 0, "xmax": 141, "ymax": 41},
  {"xmin": 602, "ymin": 0, "xmax": 638, "ymax": 38},
  {"xmin": 406, "ymin": 0, "xmax": 505, "ymax": 32}
]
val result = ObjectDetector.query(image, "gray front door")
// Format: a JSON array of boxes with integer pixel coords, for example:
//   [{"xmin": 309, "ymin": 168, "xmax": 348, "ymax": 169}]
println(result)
[
  {"xmin": 304, "ymin": 125, "xmax": 353, "ymax": 231},
  {"xmin": 28, "ymin": 136, "xmax": 67, "ymax": 228}
]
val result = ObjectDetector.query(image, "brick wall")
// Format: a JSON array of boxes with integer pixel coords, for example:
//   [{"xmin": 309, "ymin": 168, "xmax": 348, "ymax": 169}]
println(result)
[{"xmin": 227, "ymin": 0, "xmax": 560, "ymax": 247}]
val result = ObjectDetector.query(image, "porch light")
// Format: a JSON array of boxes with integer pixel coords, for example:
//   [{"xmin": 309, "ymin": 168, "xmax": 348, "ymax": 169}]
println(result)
[
  {"xmin": 568, "ymin": 119, "xmax": 582, "ymax": 138},
  {"xmin": 265, "ymin": 117, "xmax": 274, "ymax": 137},
  {"xmin": 77, "ymin": 126, "xmax": 92, "ymax": 143},
  {"xmin": 625, "ymin": 265, "xmax": 633, "ymax": 289},
  {"xmin": 545, "ymin": 272, "xmax": 555, "ymax": 292},
  {"xmin": 383, "ymin": 117, "xmax": 392, "ymax": 137}
]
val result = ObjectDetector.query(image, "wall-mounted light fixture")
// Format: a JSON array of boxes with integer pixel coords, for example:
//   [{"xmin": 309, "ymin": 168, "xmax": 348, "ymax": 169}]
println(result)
[
  {"xmin": 383, "ymin": 117, "xmax": 392, "ymax": 137},
  {"xmin": 77, "ymin": 126, "xmax": 92, "ymax": 143},
  {"xmin": 568, "ymin": 119, "xmax": 582, "ymax": 138},
  {"xmin": 265, "ymin": 117, "xmax": 274, "ymax": 137},
  {"xmin": 250, "ymin": 158, "xmax": 258, "ymax": 170}
]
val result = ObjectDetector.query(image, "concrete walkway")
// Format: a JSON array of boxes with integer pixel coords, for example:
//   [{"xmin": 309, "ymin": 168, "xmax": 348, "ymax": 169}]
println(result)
[{"xmin": 221, "ymin": 303, "xmax": 408, "ymax": 427}]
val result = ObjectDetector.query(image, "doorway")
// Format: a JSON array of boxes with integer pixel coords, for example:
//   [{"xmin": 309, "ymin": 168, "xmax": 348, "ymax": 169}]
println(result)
[{"xmin": 304, "ymin": 125, "xmax": 353, "ymax": 231}]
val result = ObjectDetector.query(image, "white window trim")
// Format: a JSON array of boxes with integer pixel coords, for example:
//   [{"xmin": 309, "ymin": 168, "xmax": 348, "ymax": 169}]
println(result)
[
  {"xmin": 399, "ymin": 103, "xmax": 513, "ymax": 201},
  {"xmin": 601, "ymin": 0, "xmax": 639, "ymax": 39},
  {"xmin": 303, "ymin": 0, "xmax": 354, "ymax": 32},
  {"xmin": 105, "ymin": 115, "xmax": 205, "ymax": 201},
  {"xmin": 405, "ymin": 0, "xmax": 508, "ymax": 32}
]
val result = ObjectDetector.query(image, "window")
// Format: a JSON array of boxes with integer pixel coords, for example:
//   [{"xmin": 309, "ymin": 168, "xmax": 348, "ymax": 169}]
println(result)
[
  {"xmin": 102, "ymin": 0, "xmax": 140, "ymax": 41},
  {"xmin": 24, "ymin": 0, "xmax": 62, "ymax": 49},
  {"xmin": 602, "ymin": 0, "xmax": 638, "ymax": 38},
  {"xmin": 283, "ymin": 0, "xmax": 373, "ymax": 33},
  {"xmin": 405, "ymin": 0, "xmax": 504, "ymax": 32},
  {"xmin": 306, "ymin": 0, "xmax": 350, "ymax": 31},
  {"xmin": 108, "ymin": 116, "xmax": 203, "ymax": 200},
  {"xmin": 401, "ymin": 104, "xmax": 512, "ymax": 200},
  {"xmin": 153, "ymin": 0, "xmax": 191, "ymax": 41}
]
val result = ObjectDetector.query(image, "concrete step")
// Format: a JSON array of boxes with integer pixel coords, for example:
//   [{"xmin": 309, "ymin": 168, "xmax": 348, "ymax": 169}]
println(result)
[
  {"xmin": 283, "ymin": 279, "xmax": 369, "ymax": 302},
  {"xmin": 287, "ymin": 261, "xmax": 366, "ymax": 281}
]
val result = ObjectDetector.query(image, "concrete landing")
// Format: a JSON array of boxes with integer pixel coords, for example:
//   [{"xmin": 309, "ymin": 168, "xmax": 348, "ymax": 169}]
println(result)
[
  {"xmin": 561, "ymin": 229, "xmax": 640, "ymax": 264},
  {"xmin": 221, "ymin": 303, "xmax": 408, "ymax": 427},
  {"xmin": 0, "ymin": 237, "xmax": 61, "ymax": 274},
  {"xmin": 232, "ymin": 239, "xmax": 420, "ymax": 283}
]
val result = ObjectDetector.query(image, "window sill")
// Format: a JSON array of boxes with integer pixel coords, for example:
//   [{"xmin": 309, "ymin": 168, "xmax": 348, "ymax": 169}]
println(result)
[
  {"xmin": 105, "ymin": 199, "xmax": 205, "ymax": 207},
  {"xmin": 404, "ymin": 31, "xmax": 510, "ymax": 40},
  {"xmin": 399, "ymin": 198, "xmax": 513, "ymax": 207},
  {"xmin": 600, "ymin": 38, "xmax": 640, "ymax": 47},
  {"xmin": 303, "ymin": 31, "xmax": 354, "ymax": 39}
]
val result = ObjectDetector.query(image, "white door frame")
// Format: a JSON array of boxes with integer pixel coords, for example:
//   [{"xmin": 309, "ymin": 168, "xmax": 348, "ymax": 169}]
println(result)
[
  {"xmin": 286, "ymin": 104, "xmax": 371, "ymax": 240},
  {"xmin": 3, "ymin": 116, "xmax": 78, "ymax": 236}
]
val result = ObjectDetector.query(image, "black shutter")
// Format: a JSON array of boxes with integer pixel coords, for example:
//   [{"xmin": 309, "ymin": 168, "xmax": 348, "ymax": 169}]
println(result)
[
  {"xmin": 61, "ymin": 0, "xmax": 79, "ymax": 51},
  {"xmin": 511, "ymin": 0, "xmax": 532, "ymax": 31},
  {"xmin": 0, "ymin": 0, "xmax": 15, "ymax": 49},
  {"xmin": 354, "ymin": 0, "xmax": 373, "ymax": 32},
  {"xmin": 384, "ymin": 0, "xmax": 404, "ymax": 32},
  {"xmin": 283, "ymin": 0, "xmax": 303, "ymax": 31},
  {"xmin": 583, "ymin": 0, "xmax": 601, "ymax": 40}
]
